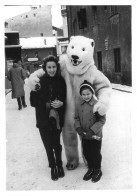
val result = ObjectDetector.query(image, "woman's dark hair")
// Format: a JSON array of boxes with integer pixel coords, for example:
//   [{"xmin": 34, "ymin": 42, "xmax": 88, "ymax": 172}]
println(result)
[{"xmin": 42, "ymin": 55, "xmax": 61, "ymax": 75}]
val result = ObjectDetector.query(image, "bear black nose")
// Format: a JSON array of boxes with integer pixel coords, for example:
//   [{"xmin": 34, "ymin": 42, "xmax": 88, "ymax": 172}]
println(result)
[{"xmin": 71, "ymin": 55, "xmax": 79, "ymax": 60}]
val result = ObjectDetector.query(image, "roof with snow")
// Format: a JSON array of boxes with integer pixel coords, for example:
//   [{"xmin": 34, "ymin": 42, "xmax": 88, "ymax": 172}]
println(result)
[{"xmin": 20, "ymin": 37, "xmax": 56, "ymax": 49}]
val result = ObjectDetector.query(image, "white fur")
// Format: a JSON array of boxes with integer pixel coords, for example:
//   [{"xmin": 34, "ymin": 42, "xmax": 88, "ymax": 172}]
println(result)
[
  {"xmin": 27, "ymin": 36, "xmax": 111, "ymax": 169},
  {"xmin": 27, "ymin": 68, "xmax": 45, "ymax": 91}
]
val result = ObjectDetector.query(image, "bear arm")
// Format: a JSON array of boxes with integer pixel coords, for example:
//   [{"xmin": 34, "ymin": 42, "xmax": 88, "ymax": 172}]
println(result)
[
  {"xmin": 92, "ymin": 71, "xmax": 112, "ymax": 115},
  {"xmin": 27, "ymin": 69, "xmax": 45, "ymax": 91},
  {"xmin": 93, "ymin": 71, "xmax": 111, "ymax": 103}
]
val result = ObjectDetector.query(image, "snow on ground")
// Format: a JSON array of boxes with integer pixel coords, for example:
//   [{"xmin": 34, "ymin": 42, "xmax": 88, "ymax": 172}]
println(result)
[{"xmin": 6, "ymin": 84, "xmax": 132, "ymax": 190}]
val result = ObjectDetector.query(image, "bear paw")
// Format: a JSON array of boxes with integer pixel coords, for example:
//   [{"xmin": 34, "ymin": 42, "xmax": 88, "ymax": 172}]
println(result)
[
  {"xmin": 93, "ymin": 101, "xmax": 109, "ymax": 116},
  {"xmin": 27, "ymin": 68, "xmax": 45, "ymax": 91},
  {"xmin": 66, "ymin": 163, "xmax": 78, "ymax": 170}
]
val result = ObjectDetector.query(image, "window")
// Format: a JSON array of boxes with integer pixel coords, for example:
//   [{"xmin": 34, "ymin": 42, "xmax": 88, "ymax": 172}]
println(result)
[
  {"xmin": 92, "ymin": 6, "xmax": 97, "ymax": 20},
  {"xmin": 104, "ymin": 6, "xmax": 107, "ymax": 12},
  {"xmin": 77, "ymin": 8, "xmax": 87, "ymax": 29},
  {"xmin": 24, "ymin": 51, "xmax": 28, "ymax": 58},
  {"xmin": 97, "ymin": 51, "xmax": 102, "ymax": 71},
  {"xmin": 61, "ymin": 46, "xmax": 67, "ymax": 54},
  {"xmin": 35, "ymin": 51, "xmax": 38, "ymax": 57},
  {"xmin": 61, "ymin": 5, "xmax": 67, "ymax": 16},
  {"xmin": 61, "ymin": 5, "xmax": 66, "ymax": 10},
  {"xmin": 110, "ymin": 6, "xmax": 118, "ymax": 16},
  {"xmin": 72, "ymin": 19, "xmax": 77, "ymax": 35},
  {"xmin": 114, "ymin": 48, "xmax": 121, "ymax": 72},
  {"xmin": 48, "ymin": 51, "xmax": 52, "ymax": 55},
  {"xmin": 24, "ymin": 51, "xmax": 28, "ymax": 62},
  {"xmin": 31, "ymin": 6, "xmax": 37, "ymax": 10},
  {"xmin": 44, "ymin": 39, "xmax": 46, "ymax": 45},
  {"xmin": 5, "ymin": 22, "xmax": 8, "ymax": 28}
]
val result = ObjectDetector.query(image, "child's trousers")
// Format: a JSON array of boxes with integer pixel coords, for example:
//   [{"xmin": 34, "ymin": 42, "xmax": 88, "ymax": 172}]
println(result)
[
  {"xmin": 39, "ymin": 118, "xmax": 62, "ymax": 168},
  {"xmin": 82, "ymin": 138, "xmax": 102, "ymax": 170}
]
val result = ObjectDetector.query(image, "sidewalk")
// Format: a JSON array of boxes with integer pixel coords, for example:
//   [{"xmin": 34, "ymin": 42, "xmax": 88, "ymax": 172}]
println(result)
[
  {"xmin": 112, "ymin": 83, "xmax": 132, "ymax": 93},
  {"xmin": 6, "ymin": 84, "xmax": 132, "ymax": 190}
]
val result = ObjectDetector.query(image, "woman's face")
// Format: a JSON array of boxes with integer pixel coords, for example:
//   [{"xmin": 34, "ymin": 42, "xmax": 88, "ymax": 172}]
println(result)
[{"xmin": 46, "ymin": 61, "xmax": 57, "ymax": 77}]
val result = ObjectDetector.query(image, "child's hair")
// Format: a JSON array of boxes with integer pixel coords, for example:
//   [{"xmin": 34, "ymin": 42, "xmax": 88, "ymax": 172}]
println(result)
[
  {"xmin": 80, "ymin": 86, "xmax": 93, "ymax": 94},
  {"xmin": 79, "ymin": 80, "xmax": 95, "ymax": 95},
  {"xmin": 42, "ymin": 55, "xmax": 61, "ymax": 75}
]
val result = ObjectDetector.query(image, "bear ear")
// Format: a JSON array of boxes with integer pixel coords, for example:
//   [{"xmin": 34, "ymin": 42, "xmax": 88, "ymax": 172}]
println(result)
[
  {"xmin": 70, "ymin": 36, "xmax": 75, "ymax": 41},
  {"xmin": 91, "ymin": 40, "xmax": 95, "ymax": 47}
]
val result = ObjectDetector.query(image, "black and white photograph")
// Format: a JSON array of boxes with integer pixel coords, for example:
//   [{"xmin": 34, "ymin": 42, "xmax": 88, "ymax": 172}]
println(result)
[{"xmin": 1, "ymin": 0, "xmax": 136, "ymax": 194}]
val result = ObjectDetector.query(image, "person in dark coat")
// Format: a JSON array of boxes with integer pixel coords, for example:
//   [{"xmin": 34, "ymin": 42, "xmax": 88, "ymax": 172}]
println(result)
[
  {"xmin": 74, "ymin": 80, "xmax": 106, "ymax": 183},
  {"xmin": 30, "ymin": 55, "xmax": 66, "ymax": 181},
  {"xmin": 7, "ymin": 59, "xmax": 27, "ymax": 110}
]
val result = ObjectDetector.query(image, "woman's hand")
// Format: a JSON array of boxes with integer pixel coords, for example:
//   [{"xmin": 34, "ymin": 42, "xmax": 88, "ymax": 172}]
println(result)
[{"xmin": 50, "ymin": 100, "xmax": 63, "ymax": 108}]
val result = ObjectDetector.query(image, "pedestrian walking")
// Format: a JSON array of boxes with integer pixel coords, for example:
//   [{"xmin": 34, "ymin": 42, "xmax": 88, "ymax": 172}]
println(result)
[
  {"xmin": 30, "ymin": 55, "xmax": 66, "ymax": 181},
  {"xmin": 18, "ymin": 60, "xmax": 30, "ymax": 78},
  {"xmin": 74, "ymin": 80, "xmax": 106, "ymax": 183},
  {"xmin": 7, "ymin": 59, "xmax": 27, "ymax": 110}
]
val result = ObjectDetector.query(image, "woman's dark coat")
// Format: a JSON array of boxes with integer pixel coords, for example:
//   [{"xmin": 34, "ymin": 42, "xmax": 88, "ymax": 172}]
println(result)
[{"xmin": 30, "ymin": 74, "xmax": 66, "ymax": 129}]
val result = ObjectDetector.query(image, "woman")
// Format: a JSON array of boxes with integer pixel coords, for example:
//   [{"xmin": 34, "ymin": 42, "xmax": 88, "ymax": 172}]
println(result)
[{"xmin": 30, "ymin": 55, "xmax": 66, "ymax": 181}]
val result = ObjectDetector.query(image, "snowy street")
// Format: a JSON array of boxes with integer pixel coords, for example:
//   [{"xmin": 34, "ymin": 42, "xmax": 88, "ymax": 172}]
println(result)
[{"xmin": 6, "ymin": 84, "xmax": 132, "ymax": 190}]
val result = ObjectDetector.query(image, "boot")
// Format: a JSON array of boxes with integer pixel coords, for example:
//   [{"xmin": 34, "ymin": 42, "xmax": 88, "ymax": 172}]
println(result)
[
  {"xmin": 21, "ymin": 96, "xmax": 27, "ymax": 108},
  {"xmin": 17, "ymin": 97, "xmax": 22, "ymax": 110},
  {"xmin": 23, "ymin": 104, "xmax": 27, "ymax": 108},
  {"xmin": 51, "ymin": 167, "xmax": 58, "ymax": 181},
  {"xmin": 92, "ymin": 169, "xmax": 102, "ymax": 183},
  {"xmin": 18, "ymin": 106, "xmax": 22, "ymax": 110},
  {"xmin": 57, "ymin": 166, "xmax": 65, "ymax": 178},
  {"xmin": 83, "ymin": 168, "xmax": 94, "ymax": 181}
]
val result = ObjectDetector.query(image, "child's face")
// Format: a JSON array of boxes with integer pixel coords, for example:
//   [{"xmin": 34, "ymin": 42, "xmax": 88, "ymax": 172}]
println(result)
[
  {"xmin": 81, "ymin": 89, "xmax": 93, "ymax": 102},
  {"xmin": 46, "ymin": 61, "xmax": 57, "ymax": 77}
]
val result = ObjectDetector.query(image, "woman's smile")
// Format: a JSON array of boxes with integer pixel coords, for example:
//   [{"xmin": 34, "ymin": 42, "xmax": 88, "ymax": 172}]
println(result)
[{"xmin": 46, "ymin": 61, "xmax": 57, "ymax": 77}]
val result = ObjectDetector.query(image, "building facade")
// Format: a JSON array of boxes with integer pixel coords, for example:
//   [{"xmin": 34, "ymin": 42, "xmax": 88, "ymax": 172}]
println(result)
[
  {"xmin": 20, "ymin": 37, "xmax": 57, "ymax": 73},
  {"xmin": 61, "ymin": 5, "xmax": 68, "ymax": 37},
  {"xmin": 5, "ymin": 6, "xmax": 53, "ymax": 38},
  {"xmin": 5, "ymin": 30, "xmax": 22, "ymax": 89},
  {"xmin": 66, "ymin": 5, "xmax": 131, "ymax": 85}
]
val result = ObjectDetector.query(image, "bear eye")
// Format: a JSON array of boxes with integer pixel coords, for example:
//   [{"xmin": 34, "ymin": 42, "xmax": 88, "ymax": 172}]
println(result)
[
  {"xmin": 71, "ymin": 46, "xmax": 74, "ymax": 49},
  {"xmin": 82, "ymin": 48, "xmax": 85, "ymax": 51}
]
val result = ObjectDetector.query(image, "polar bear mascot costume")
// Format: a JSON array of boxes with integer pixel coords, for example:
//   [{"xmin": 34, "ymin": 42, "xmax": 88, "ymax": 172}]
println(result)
[{"xmin": 27, "ymin": 36, "xmax": 111, "ymax": 170}]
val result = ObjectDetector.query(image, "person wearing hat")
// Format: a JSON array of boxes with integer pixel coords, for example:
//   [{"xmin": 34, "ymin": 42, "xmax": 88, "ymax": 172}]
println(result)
[
  {"xmin": 7, "ymin": 59, "xmax": 27, "ymax": 110},
  {"xmin": 74, "ymin": 80, "xmax": 106, "ymax": 183}
]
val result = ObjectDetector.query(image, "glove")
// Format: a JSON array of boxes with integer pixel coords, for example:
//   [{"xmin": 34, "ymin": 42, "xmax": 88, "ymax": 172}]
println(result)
[
  {"xmin": 76, "ymin": 127, "xmax": 85, "ymax": 138},
  {"xmin": 84, "ymin": 129, "xmax": 95, "ymax": 140}
]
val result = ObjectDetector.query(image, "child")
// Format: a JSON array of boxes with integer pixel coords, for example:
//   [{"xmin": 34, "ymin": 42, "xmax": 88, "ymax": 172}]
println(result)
[
  {"xmin": 30, "ymin": 55, "xmax": 66, "ymax": 181},
  {"xmin": 74, "ymin": 80, "xmax": 106, "ymax": 183}
]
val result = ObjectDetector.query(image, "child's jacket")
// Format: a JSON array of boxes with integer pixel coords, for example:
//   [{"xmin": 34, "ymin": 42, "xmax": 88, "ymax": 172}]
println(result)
[{"xmin": 74, "ymin": 97, "xmax": 106, "ymax": 138}]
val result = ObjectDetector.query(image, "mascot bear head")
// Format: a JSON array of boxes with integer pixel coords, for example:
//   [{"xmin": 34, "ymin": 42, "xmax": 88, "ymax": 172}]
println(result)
[{"xmin": 66, "ymin": 36, "xmax": 95, "ymax": 75}]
